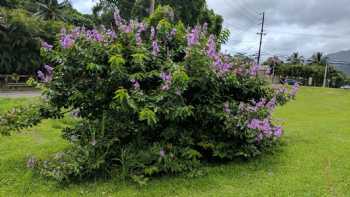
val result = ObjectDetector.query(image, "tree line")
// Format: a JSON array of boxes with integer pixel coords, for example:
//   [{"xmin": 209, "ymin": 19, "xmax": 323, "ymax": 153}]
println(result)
[
  {"xmin": 264, "ymin": 52, "xmax": 349, "ymax": 88},
  {"xmin": 0, "ymin": 0, "xmax": 223, "ymax": 75}
]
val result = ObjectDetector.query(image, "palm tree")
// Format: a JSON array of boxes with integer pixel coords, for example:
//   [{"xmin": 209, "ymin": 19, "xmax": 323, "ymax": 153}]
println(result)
[
  {"xmin": 310, "ymin": 52, "xmax": 328, "ymax": 66},
  {"xmin": 34, "ymin": 0, "xmax": 71, "ymax": 21},
  {"xmin": 287, "ymin": 52, "xmax": 304, "ymax": 64}
]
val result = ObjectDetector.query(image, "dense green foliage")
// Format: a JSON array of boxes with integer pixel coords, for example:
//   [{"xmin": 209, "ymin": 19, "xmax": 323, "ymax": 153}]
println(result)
[
  {"xmin": 0, "ymin": 0, "xmax": 93, "ymax": 75},
  {"xmin": 0, "ymin": 8, "xmax": 67, "ymax": 74},
  {"xmin": 1, "ymin": 87, "xmax": 350, "ymax": 196}
]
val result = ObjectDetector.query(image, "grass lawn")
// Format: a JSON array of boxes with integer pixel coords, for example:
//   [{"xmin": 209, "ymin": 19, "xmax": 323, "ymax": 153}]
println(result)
[{"xmin": 1, "ymin": 87, "xmax": 350, "ymax": 196}]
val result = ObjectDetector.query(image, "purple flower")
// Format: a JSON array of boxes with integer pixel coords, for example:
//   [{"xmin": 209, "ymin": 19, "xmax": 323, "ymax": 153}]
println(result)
[
  {"xmin": 131, "ymin": 79, "xmax": 140, "ymax": 90},
  {"xmin": 71, "ymin": 109, "xmax": 80, "ymax": 117},
  {"xmin": 122, "ymin": 23, "xmax": 132, "ymax": 33},
  {"xmin": 170, "ymin": 28, "xmax": 177, "ymax": 37},
  {"xmin": 290, "ymin": 83, "xmax": 300, "ymax": 97},
  {"xmin": 248, "ymin": 119, "xmax": 261, "ymax": 130},
  {"xmin": 256, "ymin": 133, "xmax": 264, "ymax": 142},
  {"xmin": 249, "ymin": 63, "xmax": 260, "ymax": 76},
  {"xmin": 151, "ymin": 27, "xmax": 156, "ymax": 40},
  {"xmin": 106, "ymin": 29, "xmax": 117, "ymax": 39},
  {"xmin": 86, "ymin": 29, "xmax": 104, "ymax": 42},
  {"xmin": 44, "ymin": 65, "xmax": 53, "ymax": 75},
  {"xmin": 207, "ymin": 35, "xmax": 217, "ymax": 58},
  {"xmin": 160, "ymin": 72, "xmax": 172, "ymax": 91},
  {"xmin": 37, "ymin": 71, "xmax": 45, "ymax": 81},
  {"xmin": 160, "ymin": 149, "xmax": 165, "ymax": 157},
  {"xmin": 223, "ymin": 101, "xmax": 230, "ymax": 114},
  {"xmin": 37, "ymin": 65, "xmax": 53, "ymax": 83},
  {"xmin": 60, "ymin": 34, "xmax": 74, "ymax": 49},
  {"xmin": 247, "ymin": 118, "xmax": 273, "ymax": 136},
  {"xmin": 136, "ymin": 32, "xmax": 142, "ymax": 46},
  {"xmin": 138, "ymin": 22, "xmax": 146, "ymax": 32},
  {"xmin": 113, "ymin": 8, "xmax": 123, "ymax": 27},
  {"xmin": 152, "ymin": 40, "xmax": 160, "ymax": 56},
  {"xmin": 202, "ymin": 23, "xmax": 208, "ymax": 34},
  {"xmin": 273, "ymin": 126, "xmax": 283, "ymax": 138},
  {"xmin": 27, "ymin": 156, "xmax": 36, "ymax": 169},
  {"xmin": 266, "ymin": 97, "xmax": 276, "ymax": 111},
  {"xmin": 41, "ymin": 41, "xmax": 53, "ymax": 51},
  {"xmin": 186, "ymin": 26, "xmax": 200, "ymax": 46}
]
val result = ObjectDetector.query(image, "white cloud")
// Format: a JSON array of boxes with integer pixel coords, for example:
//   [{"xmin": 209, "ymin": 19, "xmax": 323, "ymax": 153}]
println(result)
[
  {"xmin": 70, "ymin": 0, "xmax": 350, "ymax": 59},
  {"xmin": 71, "ymin": 0, "xmax": 96, "ymax": 14}
]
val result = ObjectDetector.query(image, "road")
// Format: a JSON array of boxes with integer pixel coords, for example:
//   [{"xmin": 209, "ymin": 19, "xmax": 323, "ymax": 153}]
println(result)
[{"xmin": 0, "ymin": 90, "xmax": 41, "ymax": 98}]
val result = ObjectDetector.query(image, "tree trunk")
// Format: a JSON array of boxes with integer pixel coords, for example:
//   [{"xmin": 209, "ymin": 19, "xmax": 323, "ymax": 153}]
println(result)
[{"xmin": 149, "ymin": 0, "xmax": 155, "ymax": 15}]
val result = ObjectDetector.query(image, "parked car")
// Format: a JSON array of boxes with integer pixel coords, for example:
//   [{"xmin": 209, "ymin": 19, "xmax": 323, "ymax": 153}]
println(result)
[
  {"xmin": 281, "ymin": 79, "xmax": 300, "ymax": 85},
  {"xmin": 340, "ymin": 85, "xmax": 350, "ymax": 89}
]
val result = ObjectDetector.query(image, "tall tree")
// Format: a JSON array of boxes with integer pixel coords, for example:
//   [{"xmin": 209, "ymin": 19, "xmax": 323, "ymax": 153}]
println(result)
[
  {"xmin": 310, "ymin": 52, "xmax": 327, "ymax": 66},
  {"xmin": 287, "ymin": 52, "xmax": 304, "ymax": 65}
]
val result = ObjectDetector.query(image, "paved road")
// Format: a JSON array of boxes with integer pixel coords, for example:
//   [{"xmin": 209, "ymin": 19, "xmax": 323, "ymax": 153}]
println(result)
[{"xmin": 0, "ymin": 91, "xmax": 41, "ymax": 98}]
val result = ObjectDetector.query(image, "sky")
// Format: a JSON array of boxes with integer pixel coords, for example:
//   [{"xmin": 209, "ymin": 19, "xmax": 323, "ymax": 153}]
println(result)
[{"xmin": 71, "ymin": 0, "xmax": 350, "ymax": 60}]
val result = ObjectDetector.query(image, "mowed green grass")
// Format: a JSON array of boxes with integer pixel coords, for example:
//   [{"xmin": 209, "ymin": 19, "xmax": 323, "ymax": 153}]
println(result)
[{"xmin": 1, "ymin": 87, "xmax": 350, "ymax": 197}]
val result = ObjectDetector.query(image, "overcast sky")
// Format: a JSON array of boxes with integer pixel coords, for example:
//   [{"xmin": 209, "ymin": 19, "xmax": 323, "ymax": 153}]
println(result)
[{"xmin": 71, "ymin": 0, "xmax": 350, "ymax": 60}]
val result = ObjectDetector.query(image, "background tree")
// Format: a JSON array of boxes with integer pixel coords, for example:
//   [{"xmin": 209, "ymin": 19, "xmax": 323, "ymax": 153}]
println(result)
[
  {"xmin": 93, "ymin": 0, "xmax": 223, "ymax": 35},
  {"xmin": 34, "ymin": 0, "xmax": 71, "ymax": 21},
  {"xmin": 310, "ymin": 52, "xmax": 327, "ymax": 66},
  {"xmin": 287, "ymin": 52, "xmax": 304, "ymax": 65}
]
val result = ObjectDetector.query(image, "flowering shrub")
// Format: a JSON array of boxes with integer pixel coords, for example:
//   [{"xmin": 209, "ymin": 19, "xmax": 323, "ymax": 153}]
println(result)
[{"xmin": 25, "ymin": 8, "xmax": 299, "ymax": 183}]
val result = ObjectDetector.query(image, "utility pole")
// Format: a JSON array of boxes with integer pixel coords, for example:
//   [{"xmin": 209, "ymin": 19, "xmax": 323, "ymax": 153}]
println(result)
[
  {"xmin": 257, "ymin": 12, "xmax": 266, "ymax": 65},
  {"xmin": 149, "ymin": 0, "xmax": 155, "ymax": 15},
  {"xmin": 323, "ymin": 62, "xmax": 328, "ymax": 88}
]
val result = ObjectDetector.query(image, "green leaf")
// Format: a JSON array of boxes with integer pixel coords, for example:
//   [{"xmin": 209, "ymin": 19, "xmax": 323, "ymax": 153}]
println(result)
[
  {"xmin": 139, "ymin": 108, "xmax": 158, "ymax": 126},
  {"xmin": 86, "ymin": 63, "xmax": 102, "ymax": 72},
  {"xmin": 109, "ymin": 55, "xmax": 125, "ymax": 71},
  {"xmin": 113, "ymin": 89, "xmax": 129, "ymax": 104}
]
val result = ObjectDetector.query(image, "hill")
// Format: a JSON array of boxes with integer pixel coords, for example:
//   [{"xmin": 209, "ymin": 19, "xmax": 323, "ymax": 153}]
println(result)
[{"xmin": 327, "ymin": 50, "xmax": 350, "ymax": 75}]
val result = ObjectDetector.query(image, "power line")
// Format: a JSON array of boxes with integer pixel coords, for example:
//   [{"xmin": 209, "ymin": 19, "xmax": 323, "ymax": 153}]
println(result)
[
  {"xmin": 236, "ymin": 0, "xmax": 260, "ymax": 17},
  {"xmin": 223, "ymin": 0, "xmax": 259, "ymax": 25},
  {"xmin": 266, "ymin": 30, "xmax": 348, "ymax": 39}
]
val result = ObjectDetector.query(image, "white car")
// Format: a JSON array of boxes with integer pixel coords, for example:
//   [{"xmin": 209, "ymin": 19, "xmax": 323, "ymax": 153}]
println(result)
[{"xmin": 340, "ymin": 85, "xmax": 350, "ymax": 89}]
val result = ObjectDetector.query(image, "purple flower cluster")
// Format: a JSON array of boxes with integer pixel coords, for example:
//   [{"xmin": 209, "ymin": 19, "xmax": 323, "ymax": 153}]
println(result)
[
  {"xmin": 151, "ymin": 27, "xmax": 156, "ymax": 40},
  {"xmin": 106, "ymin": 29, "xmax": 117, "ymax": 40},
  {"xmin": 86, "ymin": 29, "xmax": 103, "ymax": 42},
  {"xmin": 248, "ymin": 118, "xmax": 283, "ymax": 140},
  {"xmin": 41, "ymin": 41, "xmax": 53, "ymax": 51},
  {"xmin": 249, "ymin": 63, "xmax": 260, "ymax": 76},
  {"xmin": 240, "ymin": 97, "xmax": 276, "ymax": 114},
  {"xmin": 186, "ymin": 26, "xmax": 201, "ymax": 46},
  {"xmin": 290, "ymin": 83, "xmax": 300, "ymax": 97},
  {"xmin": 60, "ymin": 34, "xmax": 74, "ymax": 49},
  {"xmin": 207, "ymin": 35, "xmax": 217, "ymax": 58},
  {"xmin": 152, "ymin": 40, "xmax": 160, "ymax": 56},
  {"xmin": 136, "ymin": 22, "xmax": 146, "ymax": 46},
  {"xmin": 37, "ymin": 65, "xmax": 53, "ymax": 83},
  {"xmin": 160, "ymin": 72, "xmax": 172, "ymax": 91},
  {"xmin": 113, "ymin": 8, "xmax": 123, "ymax": 27},
  {"xmin": 205, "ymin": 35, "xmax": 233, "ymax": 76}
]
